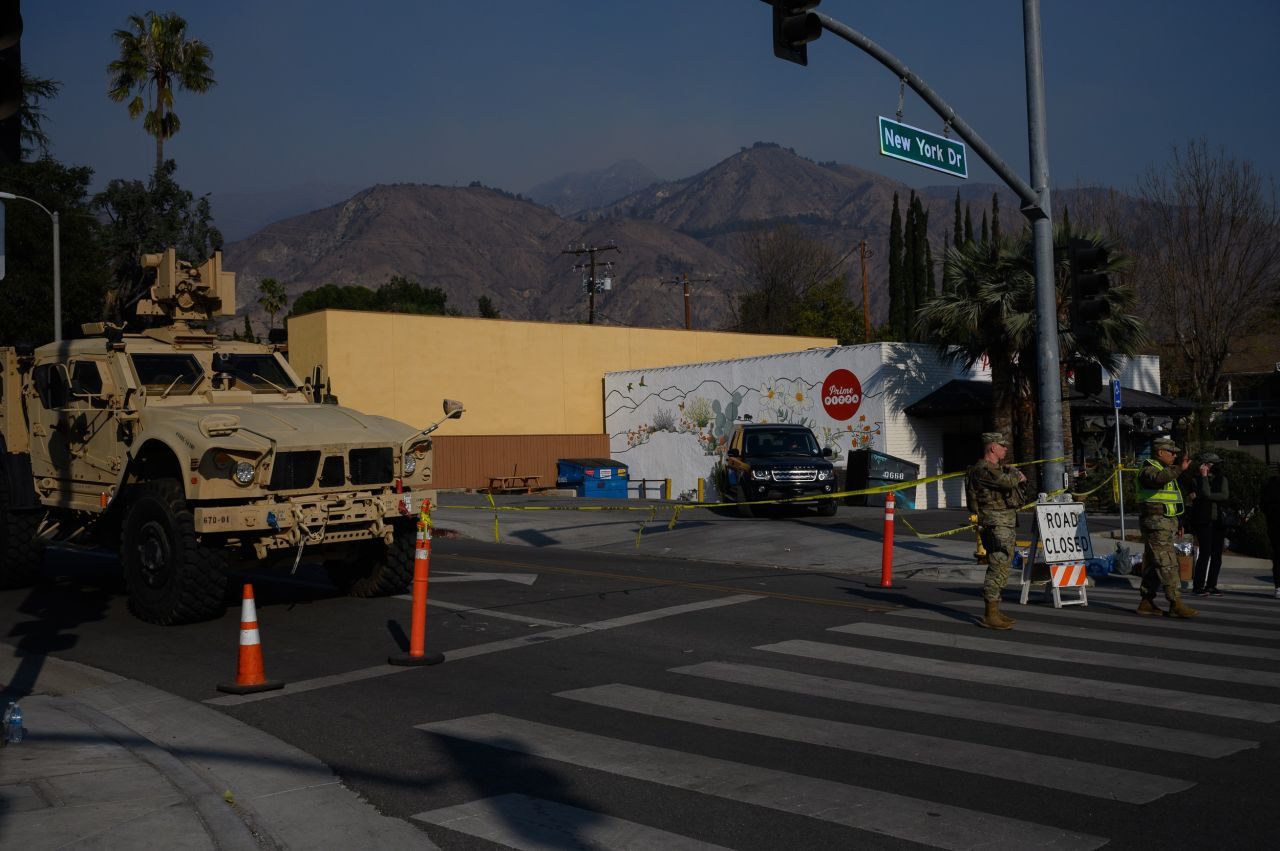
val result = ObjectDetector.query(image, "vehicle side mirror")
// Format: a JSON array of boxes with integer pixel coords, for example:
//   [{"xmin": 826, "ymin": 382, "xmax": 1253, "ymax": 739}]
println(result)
[
  {"xmin": 727, "ymin": 448, "xmax": 741, "ymax": 458},
  {"xmin": 822, "ymin": 447, "xmax": 833, "ymax": 458},
  {"xmin": 443, "ymin": 399, "xmax": 464, "ymax": 420}
]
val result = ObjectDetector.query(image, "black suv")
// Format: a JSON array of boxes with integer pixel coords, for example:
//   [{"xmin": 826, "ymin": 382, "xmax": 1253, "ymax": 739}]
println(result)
[{"xmin": 725, "ymin": 423, "xmax": 838, "ymax": 516}]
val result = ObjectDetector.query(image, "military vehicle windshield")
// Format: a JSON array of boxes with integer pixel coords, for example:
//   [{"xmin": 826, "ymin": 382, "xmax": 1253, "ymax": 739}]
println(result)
[
  {"xmin": 213, "ymin": 353, "xmax": 298, "ymax": 394},
  {"xmin": 745, "ymin": 429, "xmax": 820, "ymax": 457},
  {"xmin": 131, "ymin": 353, "xmax": 204, "ymax": 396}
]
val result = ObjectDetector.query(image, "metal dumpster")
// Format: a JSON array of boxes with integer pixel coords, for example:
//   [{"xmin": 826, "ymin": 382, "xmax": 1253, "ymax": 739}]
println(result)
[
  {"xmin": 556, "ymin": 458, "xmax": 629, "ymax": 499},
  {"xmin": 845, "ymin": 449, "xmax": 919, "ymax": 508}
]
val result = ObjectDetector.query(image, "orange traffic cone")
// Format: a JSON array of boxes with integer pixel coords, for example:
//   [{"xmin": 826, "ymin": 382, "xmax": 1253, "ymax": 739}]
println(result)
[{"xmin": 217, "ymin": 584, "xmax": 284, "ymax": 694}]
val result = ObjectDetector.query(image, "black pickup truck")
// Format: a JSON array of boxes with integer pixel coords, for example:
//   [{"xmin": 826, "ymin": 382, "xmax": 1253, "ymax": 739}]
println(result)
[{"xmin": 724, "ymin": 423, "xmax": 838, "ymax": 516}]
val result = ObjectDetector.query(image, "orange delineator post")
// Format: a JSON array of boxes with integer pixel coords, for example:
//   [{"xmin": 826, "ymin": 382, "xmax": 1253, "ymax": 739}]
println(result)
[
  {"xmin": 389, "ymin": 498, "xmax": 445, "ymax": 666},
  {"xmin": 217, "ymin": 584, "xmax": 283, "ymax": 694},
  {"xmin": 879, "ymin": 491, "xmax": 898, "ymax": 588}
]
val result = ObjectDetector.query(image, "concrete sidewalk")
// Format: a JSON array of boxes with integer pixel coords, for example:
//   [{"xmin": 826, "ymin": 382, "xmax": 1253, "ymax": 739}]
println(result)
[{"xmin": 0, "ymin": 652, "xmax": 436, "ymax": 850}]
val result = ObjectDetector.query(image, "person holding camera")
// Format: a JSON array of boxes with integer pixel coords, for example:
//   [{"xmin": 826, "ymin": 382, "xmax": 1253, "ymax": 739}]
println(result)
[
  {"xmin": 1187, "ymin": 451, "xmax": 1229, "ymax": 596},
  {"xmin": 1135, "ymin": 437, "xmax": 1196, "ymax": 617}
]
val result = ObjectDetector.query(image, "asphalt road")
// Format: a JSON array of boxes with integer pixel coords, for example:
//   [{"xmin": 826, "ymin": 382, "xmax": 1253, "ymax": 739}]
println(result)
[{"xmin": 5, "ymin": 532, "xmax": 1280, "ymax": 850}]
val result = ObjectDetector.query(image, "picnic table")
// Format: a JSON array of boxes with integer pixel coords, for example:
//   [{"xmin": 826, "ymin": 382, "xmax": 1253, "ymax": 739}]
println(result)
[{"xmin": 487, "ymin": 474, "xmax": 542, "ymax": 494}]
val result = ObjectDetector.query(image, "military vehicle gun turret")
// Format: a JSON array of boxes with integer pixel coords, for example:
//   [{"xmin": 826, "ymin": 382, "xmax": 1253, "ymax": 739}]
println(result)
[{"xmin": 1, "ymin": 249, "xmax": 463, "ymax": 624}]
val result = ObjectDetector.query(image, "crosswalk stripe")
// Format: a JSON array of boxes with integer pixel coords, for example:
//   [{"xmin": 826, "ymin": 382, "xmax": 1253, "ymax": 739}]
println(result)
[
  {"xmin": 416, "ymin": 713, "xmax": 1108, "ymax": 851},
  {"xmin": 891, "ymin": 609, "xmax": 1280, "ymax": 661},
  {"xmin": 1085, "ymin": 587, "xmax": 1280, "ymax": 610},
  {"xmin": 949, "ymin": 598, "xmax": 1280, "ymax": 642},
  {"xmin": 672, "ymin": 661, "xmax": 1258, "ymax": 758},
  {"xmin": 412, "ymin": 793, "xmax": 733, "ymax": 850},
  {"xmin": 556, "ymin": 683, "xmax": 1193, "ymax": 804},
  {"xmin": 759, "ymin": 640, "xmax": 1280, "ymax": 722},
  {"xmin": 829, "ymin": 623, "xmax": 1280, "ymax": 689},
  {"xmin": 1029, "ymin": 590, "xmax": 1280, "ymax": 625}
]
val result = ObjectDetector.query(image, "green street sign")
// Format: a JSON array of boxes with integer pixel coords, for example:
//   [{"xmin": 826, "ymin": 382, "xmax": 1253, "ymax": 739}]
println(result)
[{"xmin": 878, "ymin": 116, "xmax": 968, "ymax": 179}]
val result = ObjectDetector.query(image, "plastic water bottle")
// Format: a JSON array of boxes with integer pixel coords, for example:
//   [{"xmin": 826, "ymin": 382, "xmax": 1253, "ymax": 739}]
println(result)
[{"xmin": 5, "ymin": 702, "xmax": 22, "ymax": 743}]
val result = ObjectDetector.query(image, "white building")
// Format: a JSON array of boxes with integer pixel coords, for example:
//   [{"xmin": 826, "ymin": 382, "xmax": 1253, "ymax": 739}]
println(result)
[{"xmin": 604, "ymin": 344, "xmax": 1161, "ymax": 509}]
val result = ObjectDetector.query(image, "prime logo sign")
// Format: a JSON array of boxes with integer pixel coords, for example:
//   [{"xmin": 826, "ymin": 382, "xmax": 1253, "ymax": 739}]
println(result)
[{"xmin": 878, "ymin": 116, "xmax": 968, "ymax": 179}]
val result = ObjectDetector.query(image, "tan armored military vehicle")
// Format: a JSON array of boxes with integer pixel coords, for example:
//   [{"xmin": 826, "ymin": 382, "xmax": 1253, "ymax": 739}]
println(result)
[{"xmin": 0, "ymin": 248, "xmax": 463, "ymax": 624}]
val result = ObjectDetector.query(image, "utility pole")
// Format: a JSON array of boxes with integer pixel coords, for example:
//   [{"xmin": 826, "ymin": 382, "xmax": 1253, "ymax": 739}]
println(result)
[
  {"xmin": 858, "ymin": 240, "xmax": 873, "ymax": 341},
  {"xmin": 562, "ymin": 243, "xmax": 619, "ymax": 324},
  {"xmin": 765, "ymin": 0, "xmax": 1066, "ymax": 492},
  {"xmin": 660, "ymin": 273, "xmax": 711, "ymax": 330}
]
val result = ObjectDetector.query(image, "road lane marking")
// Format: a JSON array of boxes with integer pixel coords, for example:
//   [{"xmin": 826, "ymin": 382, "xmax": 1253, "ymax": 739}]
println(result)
[
  {"xmin": 412, "ymin": 793, "xmax": 733, "ymax": 850},
  {"xmin": 830, "ymin": 622, "xmax": 1280, "ymax": 689},
  {"xmin": 672, "ymin": 661, "xmax": 1257, "ymax": 758},
  {"xmin": 205, "ymin": 595, "xmax": 760, "ymax": 706},
  {"xmin": 893, "ymin": 608, "xmax": 1280, "ymax": 661},
  {"xmin": 421, "ymin": 599, "xmax": 571, "ymax": 628},
  {"xmin": 437, "ymin": 553, "xmax": 899, "ymax": 612},
  {"xmin": 758, "ymin": 640, "xmax": 1280, "ymax": 723},
  {"xmin": 1083, "ymin": 587, "xmax": 1280, "ymax": 611},
  {"xmin": 415, "ymin": 713, "xmax": 1107, "ymax": 851},
  {"xmin": 945, "ymin": 598, "xmax": 1280, "ymax": 641},
  {"xmin": 556, "ymin": 683, "xmax": 1192, "ymax": 804},
  {"xmin": 428, "ymin": 571, "xmax": 539, "ymax": 585}
]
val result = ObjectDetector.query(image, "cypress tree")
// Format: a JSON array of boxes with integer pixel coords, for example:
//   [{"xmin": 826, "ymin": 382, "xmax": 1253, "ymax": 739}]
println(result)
[
  {"xmin": 902, "ymin": 194, "xmax": 917, "ymax": 338},
  {"xmin": 990, "ymin": 192, "xmax": 1001, "ymax": 250},
  {"xmin": 963, "ymin": 204, "xmax": 974, "ymax": 244},
  {"xmin": 925, "ymin": 239, "xmax": 936, "ymax": 302},
  {"xmin": 911, "ymin": 197, "xmax": 929, "ymax": 333},
  {"xmin": 888, "ymin": 192, "xmax": 904, "ymax": 338},
  {"xmin": 242, "ymin": 315, "xmax": 256, "ymax": 343},
  {"xmin": 980, "ymin": 211, "xmax": 989, "ymax": 246},
  {"xmin": 953, "ymin": 190, "xmax": 963, "ymax": 248}
]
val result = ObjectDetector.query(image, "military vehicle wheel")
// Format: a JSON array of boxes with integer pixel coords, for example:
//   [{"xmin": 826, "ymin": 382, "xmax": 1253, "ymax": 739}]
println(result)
[
  {"xmin": 817, "ymin": 499, "xmax": 838, "ymax": 517},
  {"xmin": 0, "ymin": 478, "xmax": 44, "ymax": 588},
  {"xmin": 326, "ymin": 522, "xmax": 415, "ymax": 597},
  {"xmin": 121, "ymin": 479, "xmax": 228, "ymax": 625}
]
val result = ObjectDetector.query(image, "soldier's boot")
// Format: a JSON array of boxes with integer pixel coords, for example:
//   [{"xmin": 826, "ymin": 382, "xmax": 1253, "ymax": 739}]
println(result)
[
  {"xmin": 1135, "ymin": 597, "xmax": 1164, "ymax": 617},
  {"xmin": 1168, "ymin": 598, "xmax": 1199, "ymax": 618},
  {"xmin": 978, "ymin": 600, "xmax": 1013, "ymax": 630}
]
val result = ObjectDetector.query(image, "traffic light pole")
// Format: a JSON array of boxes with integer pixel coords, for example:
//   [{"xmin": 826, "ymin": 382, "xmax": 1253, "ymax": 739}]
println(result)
[{"xmin": 804, "ymin": 1, "xmax": 1065, "ymax": 491}]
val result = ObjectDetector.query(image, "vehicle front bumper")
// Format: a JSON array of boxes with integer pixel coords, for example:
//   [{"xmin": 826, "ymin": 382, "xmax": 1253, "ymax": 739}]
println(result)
[{"xmin": 191, "ymin": 490, "xmax": 420, "ymax": 552}]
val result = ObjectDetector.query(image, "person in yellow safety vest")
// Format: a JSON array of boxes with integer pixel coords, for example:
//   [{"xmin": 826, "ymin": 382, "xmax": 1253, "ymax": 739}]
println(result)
[{"xmin": 1135, "ymin": 436, "xmax": 1195, "ymax": 617}]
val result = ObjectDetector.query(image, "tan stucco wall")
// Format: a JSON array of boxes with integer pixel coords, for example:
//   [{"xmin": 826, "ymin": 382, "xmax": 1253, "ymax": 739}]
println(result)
[{"xmin": 286, "ymin": 311, "xmax": 835, "ymax": 436}]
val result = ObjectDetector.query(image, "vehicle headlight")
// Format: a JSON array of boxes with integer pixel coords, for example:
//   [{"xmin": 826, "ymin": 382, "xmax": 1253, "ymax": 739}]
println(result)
[
  {"xmin": 233, "ymin": 461, "xmax": 256, "ymax": 486},
  {"xmin": 403, "ymin": 454, "xmax": 417, "ymax": 476},
  {"xmin": 817, "ymin": 470, "xmax": 831, "ymax": 481},
  {"xmin": 751, "ymin": 469, "xmax": 771, "ymax": 480}
]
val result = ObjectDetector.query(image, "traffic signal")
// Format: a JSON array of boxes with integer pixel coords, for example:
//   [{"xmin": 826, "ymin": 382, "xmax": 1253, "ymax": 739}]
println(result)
[
  {"xmin": 0, "ymin": 0, "xmax": 21, "ymax": 165},
  {"xmin": 771, "ymin": 1, "xmax": 821, "ymax": 66},
  {"xmin": 1069, "ymin": 238, "xmax": 1111, "ymax": 334},
  {"xmin": 1073, "ymin": 361, "xmax": 1103, "ymax": 396}
]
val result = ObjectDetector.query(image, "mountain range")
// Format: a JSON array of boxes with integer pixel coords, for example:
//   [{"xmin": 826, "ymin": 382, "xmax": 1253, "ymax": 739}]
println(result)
[{"xmin": 220, "ymin": 143, "xmax": 1057, "ymax": 333}]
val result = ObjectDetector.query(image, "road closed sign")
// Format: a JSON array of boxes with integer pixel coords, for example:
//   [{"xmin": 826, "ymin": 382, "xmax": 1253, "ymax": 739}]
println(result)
[{"xmin": 1034, "ymin": 502, "xmax": 1093, "ymax": 563}]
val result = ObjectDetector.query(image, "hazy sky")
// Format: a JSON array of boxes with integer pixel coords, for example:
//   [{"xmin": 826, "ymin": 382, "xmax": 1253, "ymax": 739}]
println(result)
[{"xmin": 23, "ymin": 1, "xmax": 1280, "ymax": 199}]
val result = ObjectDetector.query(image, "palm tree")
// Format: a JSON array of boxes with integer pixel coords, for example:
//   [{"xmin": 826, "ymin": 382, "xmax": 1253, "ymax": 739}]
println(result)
[
  {"xmin": 257, "ymin": 278, "xmax": 288, "ymax": 330},
  {"xmin": 107, "ymin": 12, "xmax": 215, "ymax": 175},
  {"xmin": 916, "ymin": 226, "xmax": 1147, "ymax": 484}
]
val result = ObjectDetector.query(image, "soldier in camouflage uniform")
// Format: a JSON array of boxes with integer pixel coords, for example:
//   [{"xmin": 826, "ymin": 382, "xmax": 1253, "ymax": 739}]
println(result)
[
  {"xmin": 966, "ymin": 432, "xmax": 1026, "ymax": 630},
  {"xmin": 1136, "ymin": 436, "xmax": 1197, "ymax": 617}
]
